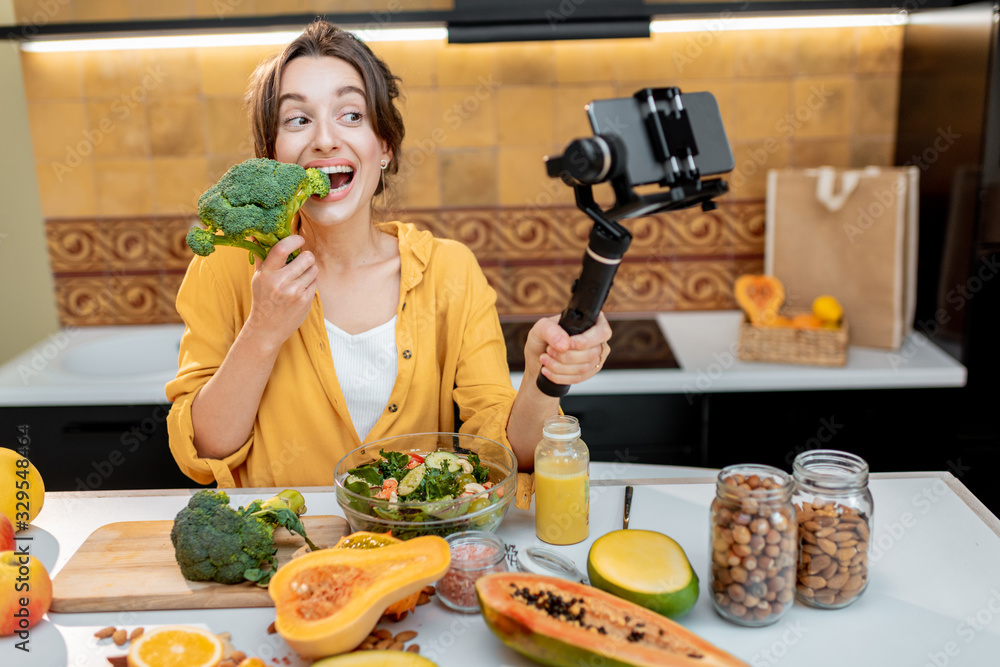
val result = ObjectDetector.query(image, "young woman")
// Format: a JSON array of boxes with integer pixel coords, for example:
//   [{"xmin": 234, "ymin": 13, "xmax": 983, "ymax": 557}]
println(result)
[{"xmin": 166, "ymin": 20, "xmax": 611, "ymax": 488}]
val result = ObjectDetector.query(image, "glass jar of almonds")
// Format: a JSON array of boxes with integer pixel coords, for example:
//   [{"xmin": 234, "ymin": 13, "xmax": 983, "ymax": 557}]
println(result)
[
  {"xmin": 792, "ymin": 449, "xmax": 874, "ymax": 609},
  {"xmin": 709, "ymin": 464, "xmax": 797, "ymax": 627}
]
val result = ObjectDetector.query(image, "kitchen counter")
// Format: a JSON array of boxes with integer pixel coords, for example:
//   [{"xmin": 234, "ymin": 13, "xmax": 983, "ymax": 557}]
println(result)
[
  {"xmin": 514, "ymin": 311, "xmax": 967, "ymax": 395},
  {"xmin": 0, "ymin": 312, "xmax": 967, "ymax": 407},
  {"xmin": 5, "ymin": 463, "xmax": 999, "ymax": 667}
]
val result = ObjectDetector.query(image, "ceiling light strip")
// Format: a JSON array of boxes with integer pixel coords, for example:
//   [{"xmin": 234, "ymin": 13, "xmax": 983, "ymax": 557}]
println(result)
[
  {"xmin": 650, "ymin": 12, "xmax": 909, "ymax": 33},
  {"xmin": 17, "ymin": 13, "xmax": 909, "ymax": 52},
  {"xmin": 18, "ymin": 25, "xmax": 448, "ymax": 52}
]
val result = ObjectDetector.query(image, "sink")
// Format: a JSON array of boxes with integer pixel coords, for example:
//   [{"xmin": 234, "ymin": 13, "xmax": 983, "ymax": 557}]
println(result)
[{"xmin": 56, "ymin": 329, "xmax": 182, "ymax": 378}]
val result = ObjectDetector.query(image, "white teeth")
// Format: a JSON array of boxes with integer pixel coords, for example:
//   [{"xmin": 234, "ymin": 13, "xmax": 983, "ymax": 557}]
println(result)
[{"xmin": 317, "ymin": 164, "xmax": 354, "ymax": 194}]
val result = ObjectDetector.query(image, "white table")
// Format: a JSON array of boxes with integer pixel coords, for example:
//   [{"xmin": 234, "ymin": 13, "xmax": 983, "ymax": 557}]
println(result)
[{"xmin": 4, "ymin": 463, "xmax": 999, "ymax": 667}]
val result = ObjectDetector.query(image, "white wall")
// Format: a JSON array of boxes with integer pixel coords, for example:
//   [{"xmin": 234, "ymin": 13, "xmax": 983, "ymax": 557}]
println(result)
[{"xmin": 0, "ymin": 1, "xmax": 61, "ymax": 363}]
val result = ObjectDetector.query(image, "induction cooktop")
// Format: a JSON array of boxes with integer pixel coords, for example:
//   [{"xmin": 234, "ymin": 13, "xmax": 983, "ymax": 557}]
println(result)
[{"xmin": 501, "ymin": 318, "xmax": 680, "ymax": 371}]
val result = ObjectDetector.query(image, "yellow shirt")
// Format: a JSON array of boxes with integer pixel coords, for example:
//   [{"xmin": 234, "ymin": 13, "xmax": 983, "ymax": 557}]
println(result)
[{"xmin": 165, "ymin": 221, "xmax": 517, "ymax": 488}]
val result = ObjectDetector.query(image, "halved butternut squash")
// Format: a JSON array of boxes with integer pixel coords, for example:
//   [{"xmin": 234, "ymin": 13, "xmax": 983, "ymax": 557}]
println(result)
[
  {"xmin": 269, "ymin": 535, "xmax": 450, "ymax": 658},
  {"xmin": 333, "ymin": 531, "xmax": 422, "ymax": 620},
  {"xmin": 734, "ymin": 274, "xmax": 785, "ymax": 326}
]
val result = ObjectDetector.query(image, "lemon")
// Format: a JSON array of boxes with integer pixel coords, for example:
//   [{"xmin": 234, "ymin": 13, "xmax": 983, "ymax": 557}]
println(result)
[
  {"xmin": 0, "ymin": 447, "xmax": 44, "ymax": 530},
  {"xmin": 812, "ymin": 295, "xmax": 843, "ymax": 323}
]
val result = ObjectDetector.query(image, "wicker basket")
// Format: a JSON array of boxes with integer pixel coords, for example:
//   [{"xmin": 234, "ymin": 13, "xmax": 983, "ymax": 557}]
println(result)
[{"xmin": 738, "ymin": 310, "xmax": 848, "ymax": 367}]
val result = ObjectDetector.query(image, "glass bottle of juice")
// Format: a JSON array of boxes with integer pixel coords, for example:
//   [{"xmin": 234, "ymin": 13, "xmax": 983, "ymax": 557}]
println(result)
[{"xmin": 534, "ymin": 415, "xmax": 589, "ymax": 545}]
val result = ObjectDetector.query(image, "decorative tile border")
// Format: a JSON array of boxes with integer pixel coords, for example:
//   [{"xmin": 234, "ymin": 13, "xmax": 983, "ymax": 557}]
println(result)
[
  {"xmin": 46, "ymin": 200, "xmax": 765, "ymax": 326},
  {"xmin": 46, "ymin": 217, "xmax": 194, "ymax": 274},
  {"xmin": 53, "ymin": 273, "xmax": 184, "ymax": 326},
  {"xmin": 46, "ymin": 217, "xmax": 193, "ymax": 326},
  {"xmin": 397, "ymin": 201, "xmax": 765, "ymax": 261}
]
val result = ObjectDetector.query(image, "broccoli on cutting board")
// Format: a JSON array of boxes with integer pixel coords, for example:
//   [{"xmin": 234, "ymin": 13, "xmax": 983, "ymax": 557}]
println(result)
[
  {"xmin": 186, "ymin": 158, "xmax": 331, "ymax": 263},
  {"xmin": 170, "ymin": 488, "xmax": 320, "ymax": 587}
]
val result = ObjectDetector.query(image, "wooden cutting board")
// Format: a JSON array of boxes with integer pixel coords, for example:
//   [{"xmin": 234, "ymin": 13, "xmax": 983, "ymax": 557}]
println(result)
[{"xmin": 51, "ymin": 515, "xmax": 350, "ymax": 612}]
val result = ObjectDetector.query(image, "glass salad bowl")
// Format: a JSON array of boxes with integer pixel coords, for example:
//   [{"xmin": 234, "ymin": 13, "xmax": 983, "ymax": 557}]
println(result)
[{"xmin": 334, "ymin": 433, "xmax": 517, "ymax": 540}]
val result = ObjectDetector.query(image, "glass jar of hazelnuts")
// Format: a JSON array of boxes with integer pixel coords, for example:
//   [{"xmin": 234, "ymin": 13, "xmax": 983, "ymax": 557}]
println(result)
[
  {"xmin": 709, "ymin": 464, "xmax": 797, "ymax": 627},
  {"xmin": 791, "ymin": 449, "xmax": 873, "ymax": 610}
]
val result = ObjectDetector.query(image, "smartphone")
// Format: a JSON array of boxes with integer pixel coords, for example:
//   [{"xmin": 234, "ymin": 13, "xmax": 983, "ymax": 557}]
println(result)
[{"xmin": 586, "ymin": 91, "xmax": 734, "ymax": 187}]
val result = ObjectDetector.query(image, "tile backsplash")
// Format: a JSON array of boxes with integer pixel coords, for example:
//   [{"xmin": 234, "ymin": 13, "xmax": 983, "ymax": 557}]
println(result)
[{"xmin": 22, "ymin": 25, "xmax": 904, "ymax": 325}]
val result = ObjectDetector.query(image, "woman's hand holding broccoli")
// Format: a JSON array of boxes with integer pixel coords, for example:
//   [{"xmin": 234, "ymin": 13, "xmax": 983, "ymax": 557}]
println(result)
[{"xmin": 246, "ymin": 235, "xmax": 319, "ymax": 353}]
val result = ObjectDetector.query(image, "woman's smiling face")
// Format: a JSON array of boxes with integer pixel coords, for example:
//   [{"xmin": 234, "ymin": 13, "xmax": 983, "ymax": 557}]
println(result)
[{"xmin": 274, "ymin": 55, "xmax": 390, "ymax": 227}]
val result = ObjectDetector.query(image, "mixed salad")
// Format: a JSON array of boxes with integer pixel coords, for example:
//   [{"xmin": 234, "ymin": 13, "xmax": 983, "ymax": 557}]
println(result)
[{"xmin": 341, "ymin": 450, "xmax": 507, "ymax": 537}]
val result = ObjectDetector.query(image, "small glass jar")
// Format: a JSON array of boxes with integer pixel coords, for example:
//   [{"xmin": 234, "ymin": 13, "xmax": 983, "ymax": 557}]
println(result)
[
  {"xmin": 437, "ymin": 531, "xmax": 509, "ymax": 613},
  {"xmin": 534, "ymin": 415, "xmax": 590, "ymax": 545},
  {"xmin": 792, "ymin": 449, "xmax": 873, "ymax": 609},
  {"xmin": 709, "ymin": 464, "xmax": 797, "ymax": 627}
]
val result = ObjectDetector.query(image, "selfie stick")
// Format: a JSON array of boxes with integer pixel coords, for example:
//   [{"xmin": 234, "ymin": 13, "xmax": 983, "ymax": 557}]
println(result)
[{"xmin": 536, "ymin": 87, "xmax": 729, "ymax": 398}]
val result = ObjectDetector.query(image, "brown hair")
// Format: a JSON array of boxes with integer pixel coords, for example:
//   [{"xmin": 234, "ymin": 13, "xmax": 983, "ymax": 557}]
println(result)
[{"xmin": 244, "ymin": 20, "xmax": 404, "ymax": 195}]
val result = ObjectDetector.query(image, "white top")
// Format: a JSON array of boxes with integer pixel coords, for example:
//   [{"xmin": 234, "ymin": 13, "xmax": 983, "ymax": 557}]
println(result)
[{"xmin": 324, "ymin": 316, "xmax": 398, "ymax": 441}]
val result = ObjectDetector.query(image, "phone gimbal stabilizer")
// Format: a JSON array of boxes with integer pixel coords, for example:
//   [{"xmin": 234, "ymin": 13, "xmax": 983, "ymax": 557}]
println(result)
[{"xmin": 536, "ymin": 87, "xmax": 733, "ymax": 398}]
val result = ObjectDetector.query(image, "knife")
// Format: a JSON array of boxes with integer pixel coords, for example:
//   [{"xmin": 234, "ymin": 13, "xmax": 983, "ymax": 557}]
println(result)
[
  {"xmin": 623, "ymin": 485, "xmax": 633, "ymax": 529},
  {"xmin": 518, "ymin": 546, "xmax": 590, "ymax": 585}
]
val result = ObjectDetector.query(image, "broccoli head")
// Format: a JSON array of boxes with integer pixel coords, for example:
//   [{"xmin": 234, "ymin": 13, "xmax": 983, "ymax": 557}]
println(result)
[
  {"xmin": 186, "ymin": 158, "xmax": 331, "ymax": 263},
  {"xmin": 170, "ymin": 489, "xmax": 276, "ymax": 585}
]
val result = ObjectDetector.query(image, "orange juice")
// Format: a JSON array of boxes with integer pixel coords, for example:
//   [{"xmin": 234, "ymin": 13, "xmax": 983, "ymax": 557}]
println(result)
[{"xmin": 534, "ymin": 457, "xmax": 589, "ymax": 545}]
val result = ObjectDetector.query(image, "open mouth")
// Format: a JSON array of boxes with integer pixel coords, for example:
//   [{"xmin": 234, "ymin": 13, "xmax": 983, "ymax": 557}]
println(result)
[{"xmin": 317, "ymin": 165, "xmax": 355, "ymax": 193}]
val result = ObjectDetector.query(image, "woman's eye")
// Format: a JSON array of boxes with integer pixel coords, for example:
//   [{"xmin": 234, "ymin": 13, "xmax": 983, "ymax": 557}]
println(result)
[
  {"xmin": 284, "ymin": 115, "xmax": 309, "ymax": 127},
  {"xmin": 342, "ymin": 112, "xmax": 364, "ymax": 124}
]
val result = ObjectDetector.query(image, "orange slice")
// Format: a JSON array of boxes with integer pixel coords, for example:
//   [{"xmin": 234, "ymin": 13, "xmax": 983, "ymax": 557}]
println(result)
[{"xmin": 127, "ymin": 625, "xmax": 224, "ymax": 667}]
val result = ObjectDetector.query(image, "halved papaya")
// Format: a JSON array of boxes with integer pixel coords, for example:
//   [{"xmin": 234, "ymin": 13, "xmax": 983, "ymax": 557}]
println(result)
[{"xmin": 476, "ymin": 572, "xmax": 749, "ymax": 667}]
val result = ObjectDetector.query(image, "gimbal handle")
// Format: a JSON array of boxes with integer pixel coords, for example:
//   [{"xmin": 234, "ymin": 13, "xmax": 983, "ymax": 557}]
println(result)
[{"xmin": 536, "ymin": 187, "xmax": 632, "ymax": 398}]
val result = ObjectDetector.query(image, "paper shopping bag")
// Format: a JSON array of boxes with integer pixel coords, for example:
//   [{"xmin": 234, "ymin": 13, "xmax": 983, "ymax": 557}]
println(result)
[{"xmin": 765, "ymin": 166, "xmax": 919, "ymax": 350}]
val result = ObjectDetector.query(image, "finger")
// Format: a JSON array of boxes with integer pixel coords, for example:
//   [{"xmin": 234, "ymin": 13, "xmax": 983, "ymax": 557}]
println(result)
[
  {"xmin": 298, "ymin": 264, "xmax": 320, "ymax": 292},
  {"xmin": 530, "ymin": 316, "xmax": 571, "ymax": 353},
  {"xmin": 262, "ymin": 235, "xmax": 306, "ymax": 269},
  {"xmin": 567, "ymin": 312, "xmax": 613, "ymax": 350},
  {"xmin": 539, "ymin": 362, "xmax": 591, "ymax": 386},
  {"xmin": 541, "ymin": 346, "xmax": 606, "ymax": 384},
  {"xmin": 281, "ymin": 249, "xmax": 316, "ymax": 282},
  {"xmin": 296, "ymin": 273, "xmax": 319, "ymax": 302},
  {"xmin": 276, "ymin": 262, "xmax": 319, "ymax": 300},
  {"xmin": 544, "ymin": 345, "xmax": 600, "ymax": 368}
]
